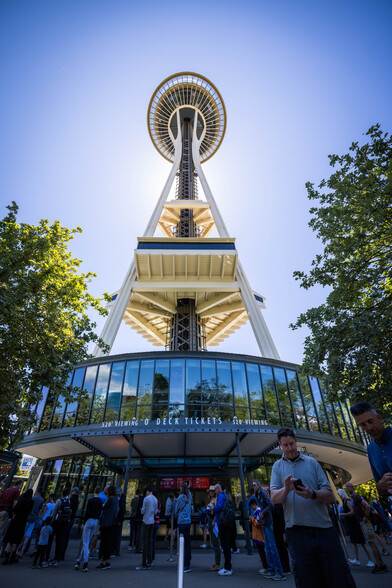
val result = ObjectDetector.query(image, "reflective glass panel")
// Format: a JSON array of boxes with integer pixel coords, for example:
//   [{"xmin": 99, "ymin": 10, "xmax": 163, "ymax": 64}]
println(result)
[
  {"xmin": 120, "ymin": 406, "xmax": 136, "ymax": 421},
  {"xmin": 201, "ymin": 360, "xmax": 217, "ymax": 404},
  {"xmin": 66, "ymin": 368, "xmax": 85, "ymax": 414},
  {"xmin": 37, "ymin": 387, "xmax": 49, "ymax": 420},
  {"xmin": 186, "ymin": 359, "xmax": 201, "ymax": 404},
  {"xmin": 274, "ymin": 367, "xmax": 294, "ymax": 427},
  {"xmin": 31, "ymin": 387, "xmax": 49, "ymax": 433},
  {"xmin": 220, "ymin": 405, "xmax": 234, "ymax": 421},
  {"xmin": 246, "ymin": 364, "xmax": 264, "ymax": 414},
  {"xmin": 40, "ymin": 389, "xmax": 56, "ymax": 431},
  {"xmin": 92, "ymin": 364, "xmax": 111, "ymax": 410},
  {"xmin": 298, "ymin": 374, "xmax": 319, "ymax": 432},
  {"xmin": 333, "ymin": 402, "xmax": 349, "ymax": 438},
  {"xmin": 235, "ymin": 406, "xmax": 251, "ymax": 420},
  {"xmin": 217, "ymin": 361, "xmax": 233, "ymax": 404},
  {"xmin": 169, "ymin": 404, "xmax": 184, "ymax": 418},
  {"xmin": 169, "ymin": 360, "xmax": 185, "ymax": 404},
  {"xmin": 309, "ymin": 377, "xmax": 330, "ymax": 434},
  {"xmin": 340, "ymin": 402, "xmax": 356, "ymax": 441},
  {"xmin": 154, "ymin": 360, "xmax": 170, "ymax": 404},
  {"xmin": 187, "ymin": 404, "xmax": 202, "ymax": 418},
  {"xmin": 136, "ymin": 405, "xmax": 151, "ymax": 420},
  {"xmin": 51, "ymin": 394, "xmax": 66, "ymax": 428},
  {"xmin": 107, "ymin": 362, "xmax": 125, "ymax": 408},
  {"xmin": 232, "ymin": 362, "xmax": 249, "ymax": 408},
  {"xmin": 260, "ymin": 365, "xmax": 280, "ymax": 426},
  {"xmin": 138, "ymin": 360, "xmax": 154, "ymax": 403},
  {"xmin": 123, "ymin": 361, "xmax": 139, "ymax": 403},
  {"xmin": 286, "ymin": 370, "xmax": 307, "ymax": 429},
  {"xmin": 203, "ymin": 405, "xmax": 219, "ymax": 419}
]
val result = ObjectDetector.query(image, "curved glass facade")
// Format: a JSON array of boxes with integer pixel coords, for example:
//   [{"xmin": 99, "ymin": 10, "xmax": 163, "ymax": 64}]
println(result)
[{"xmin": 30, "ymin": 351, "xmax": 365, "ymax": 446}]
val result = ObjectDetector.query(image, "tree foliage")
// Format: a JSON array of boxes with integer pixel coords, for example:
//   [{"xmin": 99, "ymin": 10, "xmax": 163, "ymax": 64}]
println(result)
[
  {"xmin": 291, "ymin": 125, "xmax": 392, "ymax": 415},
  {"xmin": 0, "ymin": 202, "xmax": 109, "ymax": 448}
]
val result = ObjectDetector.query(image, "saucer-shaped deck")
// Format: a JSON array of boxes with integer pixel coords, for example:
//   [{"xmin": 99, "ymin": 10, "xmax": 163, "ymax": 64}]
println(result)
[{"xmin": 148, "ymin": 72, "xmax": 226, "ymax": 163}]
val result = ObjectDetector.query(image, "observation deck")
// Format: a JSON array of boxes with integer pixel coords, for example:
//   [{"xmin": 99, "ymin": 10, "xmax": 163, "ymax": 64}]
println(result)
[{"xmin": 148, "ymin": 72, "xmax": 226, "ymax": 163}]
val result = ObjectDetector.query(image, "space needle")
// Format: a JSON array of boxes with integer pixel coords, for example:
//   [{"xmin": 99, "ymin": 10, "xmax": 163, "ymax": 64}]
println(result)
[{"xmin": 94, "ymin": 72, "xmax": 279, "ymax": 358}]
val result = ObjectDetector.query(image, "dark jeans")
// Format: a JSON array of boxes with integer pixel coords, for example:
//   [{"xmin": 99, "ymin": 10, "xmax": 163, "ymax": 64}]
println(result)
[
  {"xmin": 100, "ymin": 525, "xmax": 115, "ymax": 561},
  {"xmin": 114, "ymin": 522, "xmax": 123, "ymax": 555},
  {"xmin": 142, "ymin": 523, "xmax": 154, "ymax": 566},
  {"xmin": 129, "ymin": 518, "xmax": 137, "ymax": 546},
  {"xmin": 33, "ymin": 545, "xmax": 47, "ymax": 566},
  {"xmin": 274, "ymin": 528, "xmax": 290, "ymax": 573},
  {"xmin": 53, "ymin": 521, "xmax": 67, "ymax": 561},
  {"xmin": 286, "ymin": 526, "xmax": 357, "ymax": 588},
  {"xmin": 178, "ymin": 524, "xmax": 191, "ymax": 569},
  {"xmin": 59, "ymin": 519, "xmax": 73, "ymax": 559},
  {"xmin": 256, "ymin": 542, "xmax": 268, "ymax": 569},
  {"xmin": 218, "ymin": 524, "xmax": 232, "ymax": 571},
  {"xmin": 152, "ymin": 522, "xmax": 159, "ymax": 561}
]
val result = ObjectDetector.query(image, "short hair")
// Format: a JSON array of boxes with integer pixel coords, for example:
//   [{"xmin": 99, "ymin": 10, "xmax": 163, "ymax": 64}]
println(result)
[
  {"xmin": 252, "ymin": 479, "xmax": 261, "ymax": 486},
  {"xmin": 249, "ymin": 497, "xmax": 258, "ymax": 506},
  {"xmin": 350, "ymin": 402, "xmax": 377, "ymax": 417},
  {"xmin": 62, "ymin": 487, "xmax": 71, "ymax": 497},
  {"xmin": 277, "ymin": 427, "xmax": 296, "ymax": 440},
  {"xmin": 108, "ymin": 485, "xmax": 117, "ymax": 497},
  {"xmin": 145, "ymin": 485, "xmax": 153, "ymax": 493},
  {"xmin": 94, "ymin": 486, "xmax": 102, "ymax": 495}
]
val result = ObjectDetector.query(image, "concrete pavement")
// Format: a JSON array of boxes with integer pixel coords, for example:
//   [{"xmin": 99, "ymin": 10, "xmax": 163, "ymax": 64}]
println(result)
[{"xmin": 0, "ymin": 539, "xmax": 390, "ymax": 588}]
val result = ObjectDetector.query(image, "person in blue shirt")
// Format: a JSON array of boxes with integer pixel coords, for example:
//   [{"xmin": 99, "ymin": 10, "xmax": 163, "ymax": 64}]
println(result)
[
  {"xmin": 350, "ymin": 402, "xmax": 392, "ymax": 497},
  {"xmin": 175, "ymin": 482, "xmax": 192, "ymax": 573},
  {"xmin": 252, "ymin": 479, "xmax": 285, "ymax": 581},
  {"xmin": 213, "ymin": 484, "xmax": 233, "ymax": 576}
]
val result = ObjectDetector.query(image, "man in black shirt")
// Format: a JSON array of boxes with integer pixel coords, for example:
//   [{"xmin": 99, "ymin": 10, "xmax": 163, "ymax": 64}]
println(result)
[
  {"xmin": 75, "ymin": 487, "xmax": 103, "ymax": 572},
  {"xmin": 60, "ymin": 487, "xmax": 79, "ymax": 560}
]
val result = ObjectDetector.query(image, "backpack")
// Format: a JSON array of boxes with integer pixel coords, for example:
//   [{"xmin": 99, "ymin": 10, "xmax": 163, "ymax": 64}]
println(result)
[
  {"xmin": 220, "ymin": 495, "xmax": 236, "ymax": 527},
  {"xmin": 57, "ymin": 497, "xmax": 72, "ymax": 522},
  {"xmin": 199, "ymin": 507, "xmax": 207, "ymax": 525}
]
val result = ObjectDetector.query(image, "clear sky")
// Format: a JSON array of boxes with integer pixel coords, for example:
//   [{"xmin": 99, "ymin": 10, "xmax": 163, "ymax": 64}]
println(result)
[{"xmin": 1, "ymin": 0, "xmax": 391, "ymax": 365}]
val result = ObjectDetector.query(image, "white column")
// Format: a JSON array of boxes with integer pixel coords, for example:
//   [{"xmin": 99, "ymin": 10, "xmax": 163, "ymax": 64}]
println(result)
[
  {"xmin": 192, "ymin": 113, "xmax": 280, "ymax": 360},
  {"xmin": 93, "ymin": 114, "xmax": 183, "ymax": 357}
]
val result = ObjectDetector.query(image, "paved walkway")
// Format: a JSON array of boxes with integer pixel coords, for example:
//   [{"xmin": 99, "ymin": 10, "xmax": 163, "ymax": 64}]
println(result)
[{"xmin": 0, "ymin": 539, "xmax": 390, "ymax": 588}]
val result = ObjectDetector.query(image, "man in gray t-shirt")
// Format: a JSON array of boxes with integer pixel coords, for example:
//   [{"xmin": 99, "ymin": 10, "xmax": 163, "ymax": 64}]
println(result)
[{"xmin": 270, "ymin": 427, "xmax": 356, "ymax": 588}]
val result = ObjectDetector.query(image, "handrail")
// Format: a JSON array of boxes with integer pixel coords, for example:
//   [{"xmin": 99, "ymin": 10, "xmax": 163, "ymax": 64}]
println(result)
[{"xmin": 177, "ymin": 534, "xmax": 184, "ymax": 588}]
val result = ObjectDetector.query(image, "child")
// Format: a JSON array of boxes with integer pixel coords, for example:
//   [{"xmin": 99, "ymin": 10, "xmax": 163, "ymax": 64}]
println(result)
[
  {"xmin": 199, "ymin": 500, "xmax": 208, "ymax": 548},
  {"xmin": 248, "ymin": 497, "xmax": 268, "ymax": 573},
  {"xmin": 32, "ymin": 516, "xmax": 52, "ymax": 568}
]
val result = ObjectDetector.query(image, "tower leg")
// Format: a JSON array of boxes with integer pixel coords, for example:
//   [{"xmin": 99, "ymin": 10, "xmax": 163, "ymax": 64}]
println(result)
[
  {"xmin": 192, "ymin": 116, "xmax": 279, "ymax": 359},
  {"xmin": 93, "ymin": 127, "xmax": 182, "ymax": 357}
]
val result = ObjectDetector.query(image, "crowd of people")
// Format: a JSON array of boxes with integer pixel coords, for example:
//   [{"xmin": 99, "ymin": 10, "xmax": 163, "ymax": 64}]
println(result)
[{"xmin": 0, "ymin": 402, "xmax": 391, "ymax": 587}]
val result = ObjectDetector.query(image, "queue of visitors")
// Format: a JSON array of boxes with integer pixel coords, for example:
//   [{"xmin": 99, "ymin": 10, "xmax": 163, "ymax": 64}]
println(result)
[{"xmin": 0, "ymin": 405, "xmax": 391, "ymax": 586}]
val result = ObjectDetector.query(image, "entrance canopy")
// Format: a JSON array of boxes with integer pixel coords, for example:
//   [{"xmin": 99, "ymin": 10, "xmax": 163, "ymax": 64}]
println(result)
[{"xmin": 17, "ymin": 422, "xmax": 372, "ymax": 485}]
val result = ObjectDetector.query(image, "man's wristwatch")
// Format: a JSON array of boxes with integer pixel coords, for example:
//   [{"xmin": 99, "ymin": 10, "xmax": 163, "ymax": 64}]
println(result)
[{"xmin": 311, "ymin": 490, "xmax": 317, "ymax": 500}]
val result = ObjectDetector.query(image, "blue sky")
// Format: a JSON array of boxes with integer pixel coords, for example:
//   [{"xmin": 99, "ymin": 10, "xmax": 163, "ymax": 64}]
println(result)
[{"xmin": 1, "ymin": 0, "xmax": 391, "ymax": 364}]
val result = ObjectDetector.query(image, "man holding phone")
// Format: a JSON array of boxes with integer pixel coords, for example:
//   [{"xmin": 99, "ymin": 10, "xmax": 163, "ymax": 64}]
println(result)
[{"xmin": 270, "ymin": 427, "xmax": 356, "ymax": 588}]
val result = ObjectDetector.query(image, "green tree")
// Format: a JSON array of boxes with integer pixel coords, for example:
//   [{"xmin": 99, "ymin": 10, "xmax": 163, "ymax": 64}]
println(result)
[
  {"xmin": 291, "ymin": 125, "xmax": 392, "ymax": 415},
  {"xmin": 0, "ymin": 202, "xmax": 109, "ymax": 448}
]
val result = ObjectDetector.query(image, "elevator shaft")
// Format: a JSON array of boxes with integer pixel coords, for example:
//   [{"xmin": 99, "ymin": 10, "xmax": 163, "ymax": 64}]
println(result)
[{"xmin": 169, "ymin": 117, "xmax": 205, "ymax": 351}]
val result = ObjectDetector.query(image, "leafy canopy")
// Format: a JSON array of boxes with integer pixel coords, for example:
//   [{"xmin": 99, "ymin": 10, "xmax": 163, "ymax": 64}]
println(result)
[
  {"xmin": 291, "ymin": 125, "xmax": 392, "ymax": 415},
  {"xmin": 0, "ymin": 202, "xmax": 109, "ymax": 448}
]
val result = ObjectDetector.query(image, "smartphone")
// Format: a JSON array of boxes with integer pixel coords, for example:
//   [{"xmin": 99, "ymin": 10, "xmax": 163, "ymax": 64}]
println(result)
[{"xmin": 293, "ymin": 478, "xmax": 304, "ymax": 490}]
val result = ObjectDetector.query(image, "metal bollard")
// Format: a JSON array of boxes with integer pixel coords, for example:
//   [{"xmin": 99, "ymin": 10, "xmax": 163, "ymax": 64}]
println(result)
[{"xmin": 177, "ymin": 534, "xmax": 184, "ymax": 588}]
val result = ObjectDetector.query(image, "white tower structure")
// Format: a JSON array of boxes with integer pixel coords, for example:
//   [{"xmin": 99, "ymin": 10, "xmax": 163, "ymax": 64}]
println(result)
[{"xmin": 94, "ymin": 72, "xmax": 279, "ymax": 359}]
